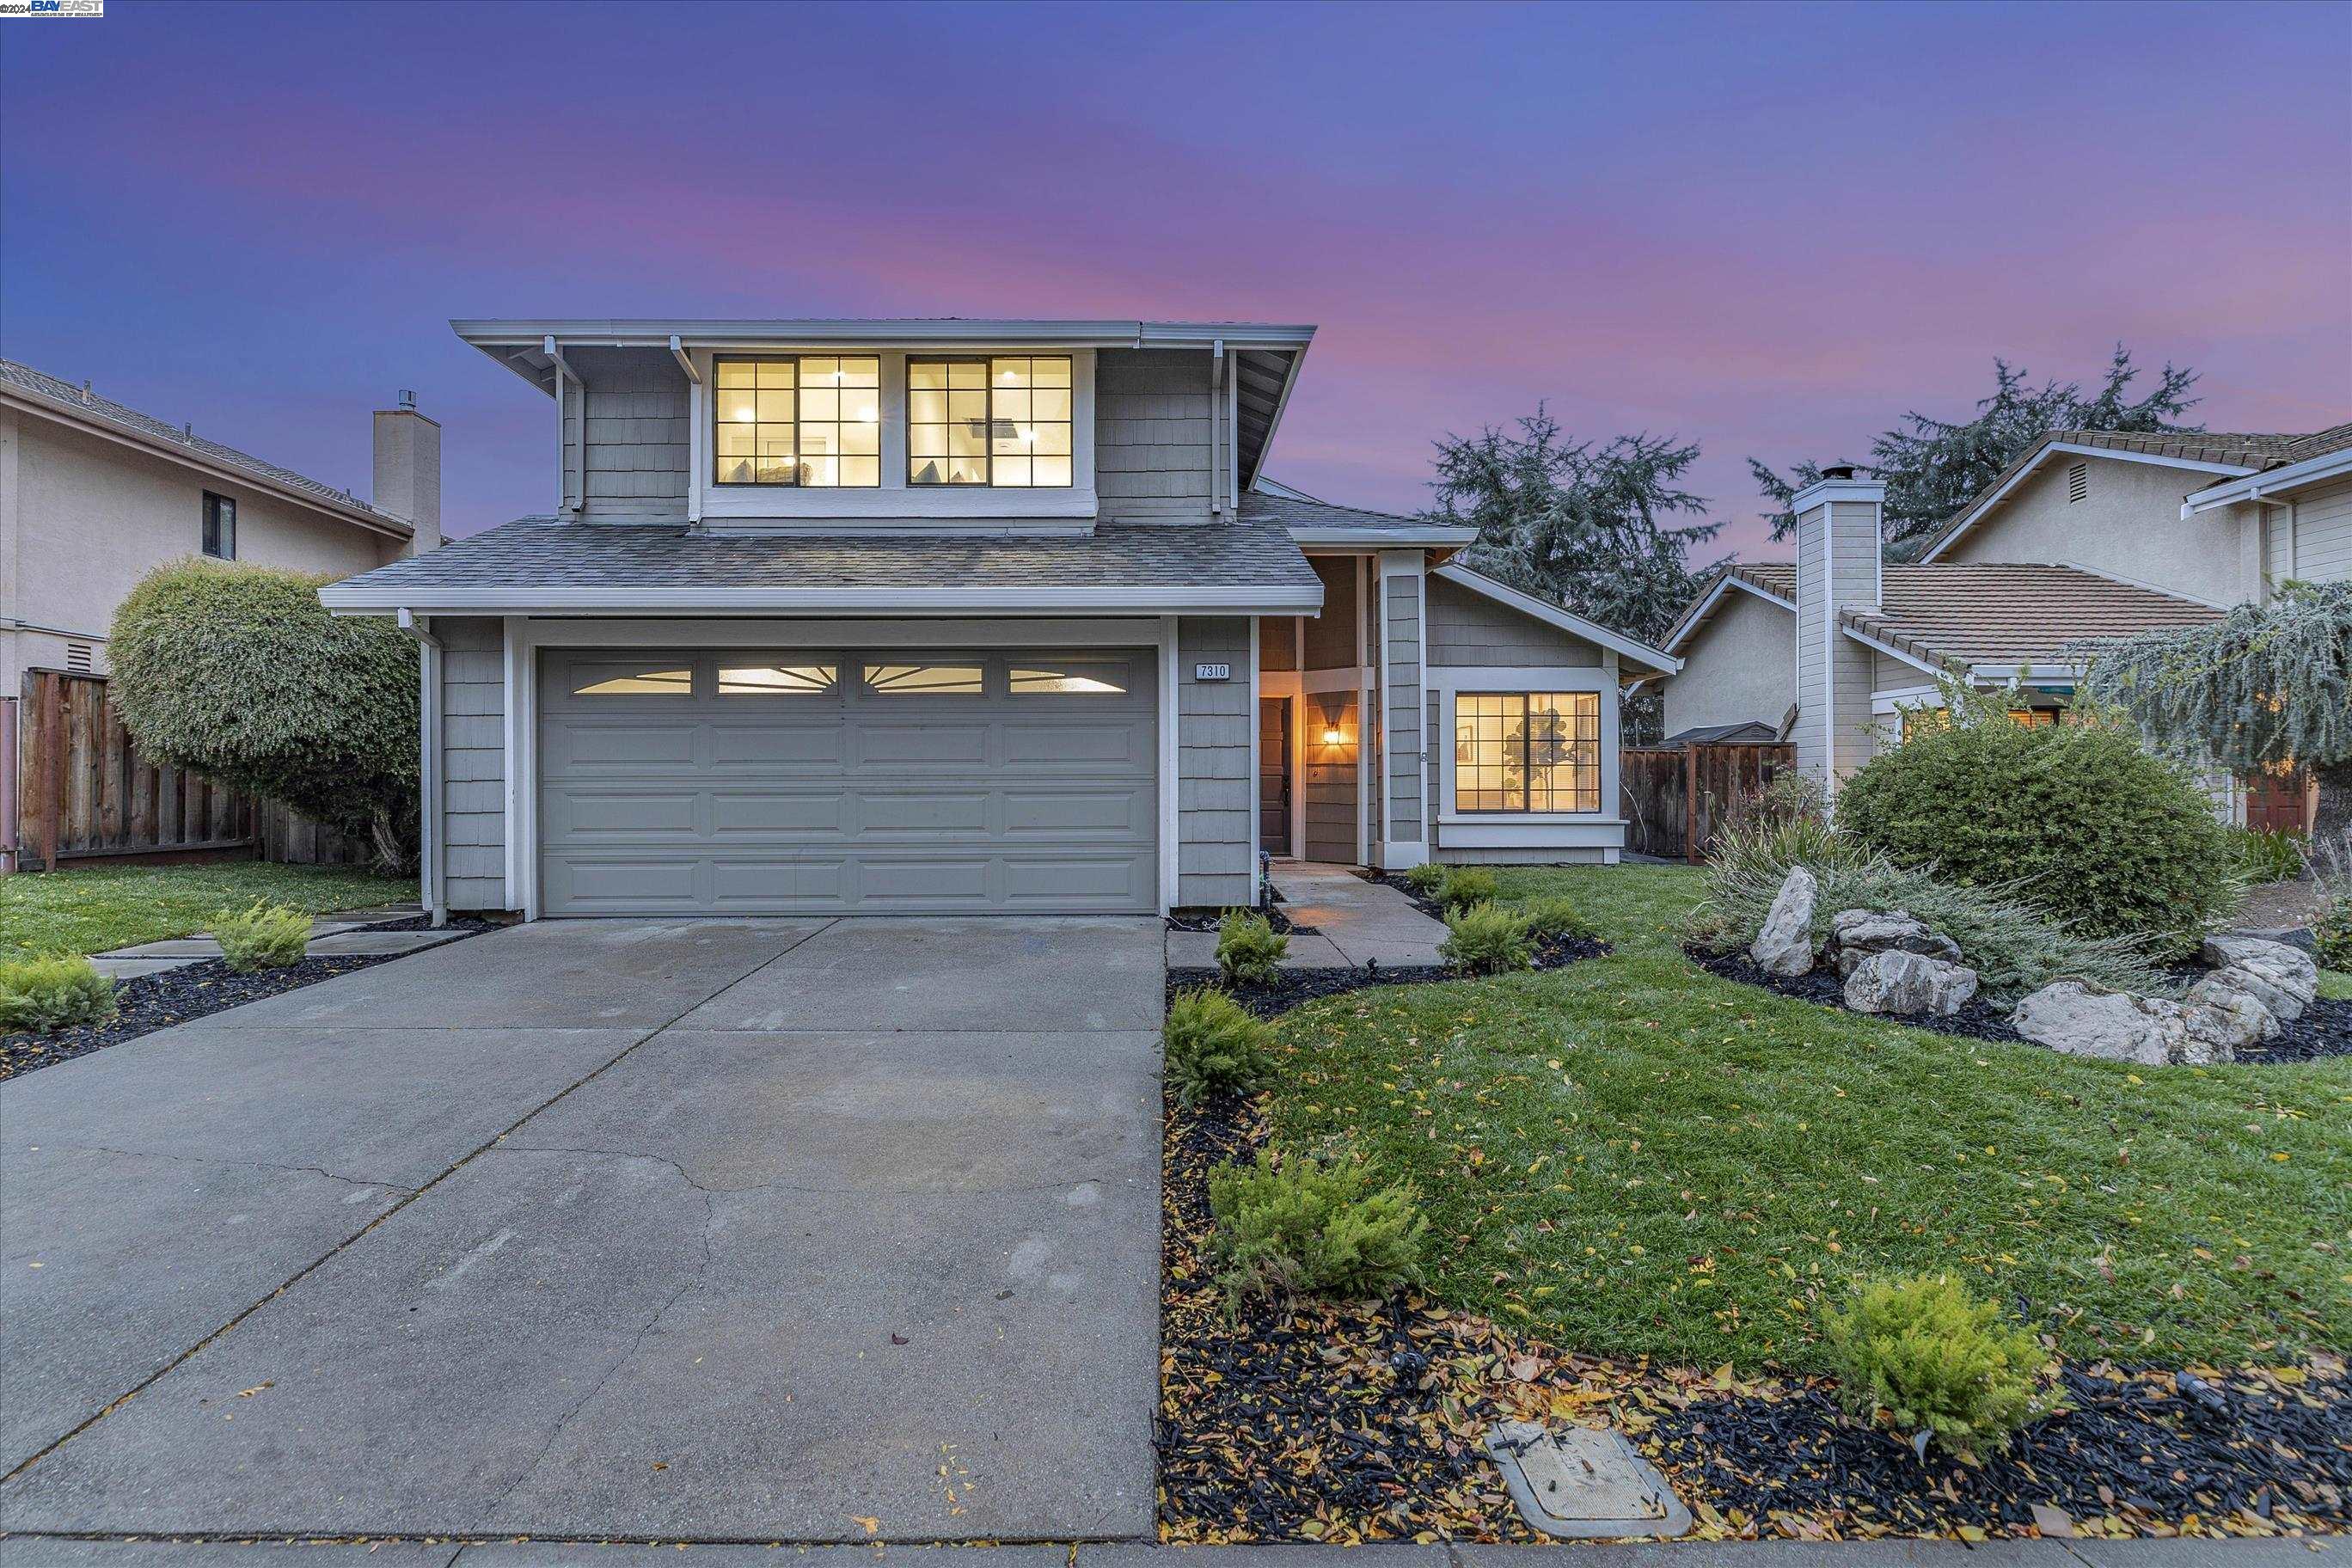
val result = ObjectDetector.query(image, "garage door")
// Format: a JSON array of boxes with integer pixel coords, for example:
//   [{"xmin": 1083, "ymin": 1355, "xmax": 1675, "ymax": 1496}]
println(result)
[{"xmin": 536, "ymin": 647, "xmax": 1159, "ymax": 916}]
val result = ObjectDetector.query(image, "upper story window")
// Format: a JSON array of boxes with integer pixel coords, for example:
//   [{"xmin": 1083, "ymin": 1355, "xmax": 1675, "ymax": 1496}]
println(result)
[
  {"xmin": 201, "ymin": 492, "xmax": 236, "ymax": 559},
  {"xmin": 907, "ymin": 356, "xmax": 1072, "ymax": 488},
  {"xmin": 713, "ymin": 356, "xmax": 881, "ymax": 487}
]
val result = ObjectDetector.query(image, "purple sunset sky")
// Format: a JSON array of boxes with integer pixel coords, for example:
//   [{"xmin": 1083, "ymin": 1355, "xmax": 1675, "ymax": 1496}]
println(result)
[{"xmin": 3, "ymin": 0, "xmax": 2346, "ymax": 558}]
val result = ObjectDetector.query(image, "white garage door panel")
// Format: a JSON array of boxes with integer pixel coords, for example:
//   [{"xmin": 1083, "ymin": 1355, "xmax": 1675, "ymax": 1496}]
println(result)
[{"xmin": 538, "ymin": 647, "xmax": 1158, "ymax": 916}]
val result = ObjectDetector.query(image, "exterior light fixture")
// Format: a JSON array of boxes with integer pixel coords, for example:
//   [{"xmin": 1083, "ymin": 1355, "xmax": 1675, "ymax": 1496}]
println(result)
[{"xmin": 1322, "ymin": 725, "xmax": 1345, "ymax": 746}]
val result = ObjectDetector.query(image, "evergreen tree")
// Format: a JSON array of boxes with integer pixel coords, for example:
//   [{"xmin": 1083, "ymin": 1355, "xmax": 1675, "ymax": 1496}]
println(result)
[
  {"xmin": 1749, "ymin": 346, "xmax": 2201, "ymax": 556},
  {"xmin": 1427, "ymin": 407, "xmax": 1727, "ymax": 647}
]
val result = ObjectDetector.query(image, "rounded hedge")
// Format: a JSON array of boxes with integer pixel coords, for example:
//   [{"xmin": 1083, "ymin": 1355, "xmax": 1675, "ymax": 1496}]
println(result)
[
  {"xmin": 1834, "ymin": 695, "xmax": 2238, "ymax": 951},
  {"xmin": 109, "ymin": 559, "xmax": 418, "ymax": 855}
]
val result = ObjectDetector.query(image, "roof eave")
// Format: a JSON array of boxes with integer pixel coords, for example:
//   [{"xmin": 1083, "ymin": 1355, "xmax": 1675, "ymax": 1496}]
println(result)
[
  {"xmin": 0, "ymin": 385, "xmax": 411, "ymax": 541},
  {"xmin": 317, "ymin": 583, "xmax": 1326, "ymax": 617},
  {"xmin": 2182, "ymin": 444, "xmax": 2352, "ymax": 515},
  {"xmin": 1289, "ymin": 525, "xmax": 1479, "ymax": 548}
]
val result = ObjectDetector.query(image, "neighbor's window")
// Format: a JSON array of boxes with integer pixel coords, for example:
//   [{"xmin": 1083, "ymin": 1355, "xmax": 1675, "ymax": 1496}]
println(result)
[
  {"xmin": 713, "ymin": 356, "xmax": 880, "ymax": 487},
  {"xmin": 907, "ymin": 356, "xmax": 1072, "ymax": 487},
  {"xmin": 573, "ymin": 665, "xmax": 692, "ymax": 697},
  {"xmin": 1454, "ymin": 692, "xmax": 1600, "ymax": 812},
  {"xmin": 865, "ymin": 662, "xmax": 984, "ymax": 695},
  {"xmin": 717, "ymin": 663, "xmax": 837, "ymax": 695},
  {"xmin": 202, "ymin": 492, "xmax": 236, "ymax": 559},
  {"xmin": 1010, "ymin": 664, "xmax": 1127, "ymax": 695}
]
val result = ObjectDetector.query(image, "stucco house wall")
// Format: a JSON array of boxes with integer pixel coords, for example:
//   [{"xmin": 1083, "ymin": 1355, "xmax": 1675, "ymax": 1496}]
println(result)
[
  {"xmin": 2, "ymin": 410, "xmax": 404, "ymax": 684},
  {"xmin": 1659, "ymin": 586, "xmax": 1793, "ymax": 738},
  {"xmin": 1940, "ymin": 453, "xmax": 2250, "ymax": 603}
]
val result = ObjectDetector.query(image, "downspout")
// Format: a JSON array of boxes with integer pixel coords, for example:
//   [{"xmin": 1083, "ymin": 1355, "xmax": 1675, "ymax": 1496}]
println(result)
[
  {"xmin": 1210, "ymin": 338, "xmax": 1226, "ymax": 518},
  {"xmin": 398, "ymin": 609, "xmax": 445, "ymax": 925}
]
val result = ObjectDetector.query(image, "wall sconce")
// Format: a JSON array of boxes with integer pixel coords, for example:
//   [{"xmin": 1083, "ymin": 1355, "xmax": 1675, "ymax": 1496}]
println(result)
[{"xmin": 1320, "ymin": 725, "xmax": 1346, "ymax": 747}]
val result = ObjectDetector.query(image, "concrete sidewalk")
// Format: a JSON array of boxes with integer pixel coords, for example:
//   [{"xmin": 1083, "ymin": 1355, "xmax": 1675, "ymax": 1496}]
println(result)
[
  {"xmin": 1168, "ymin": 861, "xmax": 1452, "ymax": 971},
  {"xmin": 85, "ymin": 905, "xmax": 462, "ymax": 980},
  {"xmin": 0, "ymin": 1531, "xmax": 2335, "ymax": 1565}
]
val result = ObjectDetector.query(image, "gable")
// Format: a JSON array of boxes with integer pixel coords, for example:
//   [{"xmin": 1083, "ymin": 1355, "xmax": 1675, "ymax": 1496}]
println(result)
[
  {"xmin": 1935, "ymin": 451, "xmax": 2243, "ymax": 605},
  {"xmin": 1424, "ymin": 573, "xmax": 1599, "ymax": 667}
]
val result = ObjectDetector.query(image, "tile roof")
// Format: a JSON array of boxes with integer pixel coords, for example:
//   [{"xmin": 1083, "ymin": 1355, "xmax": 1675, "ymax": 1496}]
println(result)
[
  {"xmin": 1726, "ymin": 561, "xmax": 1796, "ymax": 597},
  {"xmin": 1660, "ymin": 721, "xmax": 1784, "ymax": 747},
  {"xmin": 1657, "ymin": 560, "xmax": 1793, "ymax": 651},
  {"xmin": 1847, "ymin": 564, "xmax": 2223, "ymax": 670},
  {"xmin": 2260, "ymin": 420, "xmax": 2352, "ymax": 469},
  {"xmin": 327, "ymin": 513, "xmax": 1322, "ymax": 596},
  {"xmin": 0, "ymin": 358, "xmax": 404, "ymax": 530},
  {"xmin": 1237, "ymin": 491, "xmax": 1443, "ymax": 532}
]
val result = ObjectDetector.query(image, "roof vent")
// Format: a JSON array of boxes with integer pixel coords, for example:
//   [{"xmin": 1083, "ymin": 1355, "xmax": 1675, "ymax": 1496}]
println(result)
[
  {"xmin": 80, "ymin": 380, "xmax": 92, "ymax": 404},
  {"xmin": 398, "ymin": 389, "xmax": 416, "ymax": 411},
  {"xmin": 182, "ymin": 422, "xmax": 193, "ymax": 437},
  {"xmin": 1820, "ymin": 463, "xmax": 1859, "ymax": 481},
  {"xmin": 2067, "ymin": 462, "xmax": 2088, "ymax": 504},
  {"xmin": 65, "ymin": 641, "xmax": 95, "ymax": 673}
]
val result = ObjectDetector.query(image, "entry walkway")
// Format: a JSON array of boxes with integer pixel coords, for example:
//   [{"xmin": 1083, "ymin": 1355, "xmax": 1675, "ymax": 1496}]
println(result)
[{"xmin": 1167, "ymin": 861, "xmax": 1451, "ymax": 970}]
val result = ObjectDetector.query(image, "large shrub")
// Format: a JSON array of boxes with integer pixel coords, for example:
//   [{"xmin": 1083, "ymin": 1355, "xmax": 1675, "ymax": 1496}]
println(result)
[
  {"xmin": 1834, "ymin": 682, "xmax": 2239, "ymax": 951},
  {"xmin": 109, "ymin": 560, "xmax": 419, "ymax": 867},
  {"xmin": 1819, "ymin": 1274, "xmax": 2055, "ymax": 1459},
  {"xmin": 0, "ymin": 957, "xmax": 116, "ymax": 1034},
  {"xmin": 1693, "ymin": 812, "xmax": 2165, "ymax": 1002},
  {"xmin": 1207, "ymin": 1149, "xmax": 1426, "ymax": 1304}
]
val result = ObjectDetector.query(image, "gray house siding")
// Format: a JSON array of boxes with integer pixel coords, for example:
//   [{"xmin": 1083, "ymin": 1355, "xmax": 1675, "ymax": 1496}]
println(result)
[
  {"xmin": 1302, "ymin": 689, "xmax": 1358, "ymax": 863},
  {"xmin": 561, "ymin": 347, "xmax": 691, "ymax": 523},
  {"xmin": 1303, "ymin": 555, "xmax": 1357, "ymax": 667},
  {"xmin": 1177, "ymin": 616, "xmax": 1253, "ymax": 906},
  {"xmin": 1424, "ymin": 574, "xmax": 1601, "ymax": 666},
  {"xmin": 1792, "ymin": 509, "xmax": 1828, "ymax": 781},
  {"xmin": 437, "ymin": 616, "xmax": 507, "ymax": 911},
  {"xmin": 1660, "ymin": 587, "xmax": 1794, "ymax": 738},
  {"xmin": 2281, "ymin": 475, "xmax": 2352, "ymax": 586},
  {"xmin": 1097, "ymin": 349, "xmax": 1216, "ymax": 523},
  {"xmin": 1381, "ymin": 565, "xmax": 1424, "ymax": 854}
]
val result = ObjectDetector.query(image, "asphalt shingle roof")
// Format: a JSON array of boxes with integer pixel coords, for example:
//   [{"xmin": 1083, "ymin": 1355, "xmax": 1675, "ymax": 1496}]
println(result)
[
  {"xmin": 0, "ymin": 358, "xmax": 403, "ymax": 529},
  {"xmin": 1237, "ymin": 492, "xmax": 1440, "ymax": 531},
  {"xmin": 1847, "ymin": 563, "xmax": 2223, "ymax": 669},
  {"xmin": 330, "ymin": 513, "xmax": 1321, "ymax": 594}
]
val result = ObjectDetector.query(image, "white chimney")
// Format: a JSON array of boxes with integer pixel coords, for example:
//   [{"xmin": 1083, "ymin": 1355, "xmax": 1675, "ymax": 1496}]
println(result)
[
  {"xmin": 374, "ymin": 390, "xmax": 442, "ymax": 553},
  {"xmin": 1789, "ymin": 465, "xmax": 1886, "ymax": 793}
]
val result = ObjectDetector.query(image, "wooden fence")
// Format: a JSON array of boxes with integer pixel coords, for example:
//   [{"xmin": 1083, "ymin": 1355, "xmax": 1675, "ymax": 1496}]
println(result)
[
  {"xmin": 1620, "ymin": 741, "xmax": 1795, "ymax": 862},
  {"xmin": 12, "ymin": 670, "xmax": 370, "ymax": 873}
]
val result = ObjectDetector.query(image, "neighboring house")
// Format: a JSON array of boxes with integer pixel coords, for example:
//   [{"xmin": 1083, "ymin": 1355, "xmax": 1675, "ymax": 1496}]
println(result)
[
  {"xmin": 2, "ymin": 359, "xmax": 443, "ymax": 870},
  {"xmin": 1657, "ymin": 420, "xmax": 2352, "ymax": 811},
  {"xmin": 320, "ymin": 318, "xmax": 1679, "ymax": 922}
]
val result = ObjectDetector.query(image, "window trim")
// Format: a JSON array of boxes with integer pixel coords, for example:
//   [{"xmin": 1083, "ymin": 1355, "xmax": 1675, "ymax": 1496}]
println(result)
[
  {"xmin": 709, "ymin": 353, "xmax": 883, "ymax": 490},
  {"xmin": 1431, "ymin": 665, "xmax": 1620, "ymax": 825},
  {"xmin": 1450, "ymin": 689, "xmax": 1602, "ymax": 815},
  {"xmin": 201, "ymin": 491, "xmax": 236, "ymax": 560},
  {"xmin": 905, "ymin": 354, "xmax": 1075, "ymax": 490}
]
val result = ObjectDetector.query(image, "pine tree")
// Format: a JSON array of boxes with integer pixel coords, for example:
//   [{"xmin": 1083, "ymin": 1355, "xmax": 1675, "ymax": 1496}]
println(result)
[
  {"xmin": 1750, "ymin": 346, "xmax": 2201, "ymax": 556},
  {"xmin": 1426, "ymin": 407, "xmax": 1727, "ymax": 647}
]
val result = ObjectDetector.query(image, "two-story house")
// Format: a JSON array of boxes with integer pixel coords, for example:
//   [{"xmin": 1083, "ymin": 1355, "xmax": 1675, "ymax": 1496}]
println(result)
[
  {"xmin": 320, "ymin": 318, "xmax": 1680, "ymax": 922},
  {"xmin": 1655, "ymin": 422, "xmax": 2352, "ymax": 824},
  {"xmin": 3, "ymin": 359, "xmax": 442, "ymax": 871}
]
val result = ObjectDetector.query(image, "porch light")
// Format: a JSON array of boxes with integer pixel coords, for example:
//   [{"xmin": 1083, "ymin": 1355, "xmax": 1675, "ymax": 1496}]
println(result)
[{"xmin": 1322, "ymin": 725, "xmax": 1345, "ymax": 747}]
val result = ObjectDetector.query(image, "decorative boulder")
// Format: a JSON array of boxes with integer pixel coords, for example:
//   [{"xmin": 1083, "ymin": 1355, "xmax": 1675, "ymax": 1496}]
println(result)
[
  {"xmin": 1828, "ymin": 909, "xmax": 1964, "ymax": 978},
  {"xmin": 1749, "ymin": 866, "xmax": 1819, "ymax": 977},
  {"xmin": 1842, "ymin": 949, "xmax": 1979, "ymax": 1016},
  {"xmin": 2010, "ymin": 980, "xmax": 2241, "ymax": 1067},
  {"xmin": 2200, "ymin": 935, "xmax": 2318, "ymax": 1024},
  {"xmin": 2186, "ymin": 974, "xmax": 2281, "ymax": 1043}
]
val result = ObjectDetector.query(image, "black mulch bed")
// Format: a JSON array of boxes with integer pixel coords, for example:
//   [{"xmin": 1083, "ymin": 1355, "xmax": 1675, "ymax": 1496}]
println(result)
[
  {"xmin": 1691, "ymin": 946, "xmax": 2352, "ymax": 1063},
  {"xmin": 1168, "ymin": 903, "xmax": 1318, "ymax": 936},
  {"xmin": 0, "ymin": 918, "xmax": 497, "ymax": 1082},
  {"xmin": 1170, "ymin": 934, "xmax": 1608, "ymax": 1020},
  {"xmin": 1159, "ymin": 1085, "xmax": 2350, "ymax": 1544}
]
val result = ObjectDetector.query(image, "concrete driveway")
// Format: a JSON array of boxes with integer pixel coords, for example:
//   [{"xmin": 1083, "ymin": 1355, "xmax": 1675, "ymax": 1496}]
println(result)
[{"xmin": 0, "ymin": 917, "xmax": 1164, "ymax": 1545}]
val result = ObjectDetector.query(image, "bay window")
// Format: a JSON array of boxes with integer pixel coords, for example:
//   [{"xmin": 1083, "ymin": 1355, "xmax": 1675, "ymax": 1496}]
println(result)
[
  {"xmin": 908, "ymin": 355, "xmax": 1073, "ymax": 487},
  {"xmin": 1454, "ymin": 692, "xmax": 1601, "ymax": 812}
]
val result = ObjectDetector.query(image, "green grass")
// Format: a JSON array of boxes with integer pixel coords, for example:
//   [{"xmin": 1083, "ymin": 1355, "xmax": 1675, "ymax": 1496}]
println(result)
[
  {"xmin": 2322, "ymin": 971, "xmax": 2352, "ymax": 1001},
  {"xmin": 1263, "ymin": 864, "xmax": 2351, "ymax": 1375},
  {"xmin": 1, "ymin": 862, "xmax": 416, "ymax": 960}
]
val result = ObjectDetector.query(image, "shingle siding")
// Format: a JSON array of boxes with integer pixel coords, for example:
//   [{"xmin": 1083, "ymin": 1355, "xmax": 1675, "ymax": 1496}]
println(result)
[
  {"xmin": 1178, "ymin": 616, "xmax": 1253, "ymax": 906},
  {"xmin": 1304, "ymin": 555, "xmax": 1358, "ymax": 667},
  {"xmin": 1424, "ymin": 574, "xmax": 1602, "ymax": 667},
  {"xmin": 1302, "ymin": 689, "xmax": 1359, "ymax": 862},
  {"xmin": 2284, "ymin": 475, "xmax": 2352, "ymax": 586},
  {"xmin": 1382, "ymin": 563, "xmax": 1424, "ymax": 851},
  {"xmin": 563, "ymin": 347, "xmax": 691, "ymax": 522},
  {"xmin": 436, "ymin": 616, "xmax": 507, "ymax": 911},
  {"xmin": 1098, "ymin": 349, "xmax": 1216, "ymax": 523}
]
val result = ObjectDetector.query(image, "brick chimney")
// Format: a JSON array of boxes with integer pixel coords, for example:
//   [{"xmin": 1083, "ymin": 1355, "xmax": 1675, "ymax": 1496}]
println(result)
[
  {"xmin": 373, "ymin": 390, "xmax": 442, "ymax": 553},
  {"xmin": 1789, "ymin": 465, "xmax": 1885, "ymax": 793}
]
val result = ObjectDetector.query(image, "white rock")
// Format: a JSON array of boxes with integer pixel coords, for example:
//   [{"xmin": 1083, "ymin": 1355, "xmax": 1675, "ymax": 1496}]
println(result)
[
  {"xmin": 1749, "ymin": 867, "xmax": 1819, "ymax": 977},
  {"xmin": 1843, "ymin": 949, "xmax": 1980, "ymax": 1016},
  {"xmin": 2186, "ymin": 974, "xmax": 2281, "ymax": 1043},
  {"xmin": 2010, "ymin": 979, "xmax": 2240, "ymax": 1066},
  {"xmin": 1829, "ymin": 909, "xmax": 1964, "ymax": 977},
  {"xmin": 2200, "ymin": 935, "xmax": 2317, "ymax": 1024}
]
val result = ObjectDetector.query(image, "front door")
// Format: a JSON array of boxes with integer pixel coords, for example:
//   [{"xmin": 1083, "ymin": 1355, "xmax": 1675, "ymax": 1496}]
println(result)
[{"xmin": 1259, "ymin": 697, "xmax": 1291, "ymax": 855}]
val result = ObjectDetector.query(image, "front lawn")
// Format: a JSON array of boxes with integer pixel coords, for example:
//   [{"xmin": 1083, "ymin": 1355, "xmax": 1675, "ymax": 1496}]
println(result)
[
  {"xmin": 1263, "ymin": 863, "xmax": 2352, "ymax": 1375},
  {"xmin": 1, "ymin": 861, "xmax": 416, "ymax": 959}
]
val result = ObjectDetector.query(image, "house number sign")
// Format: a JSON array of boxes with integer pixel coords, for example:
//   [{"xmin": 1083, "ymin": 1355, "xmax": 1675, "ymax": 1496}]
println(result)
[{"xmin": 1193, "ymin": 663, "xmax": 1233, "ymax": 681}]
